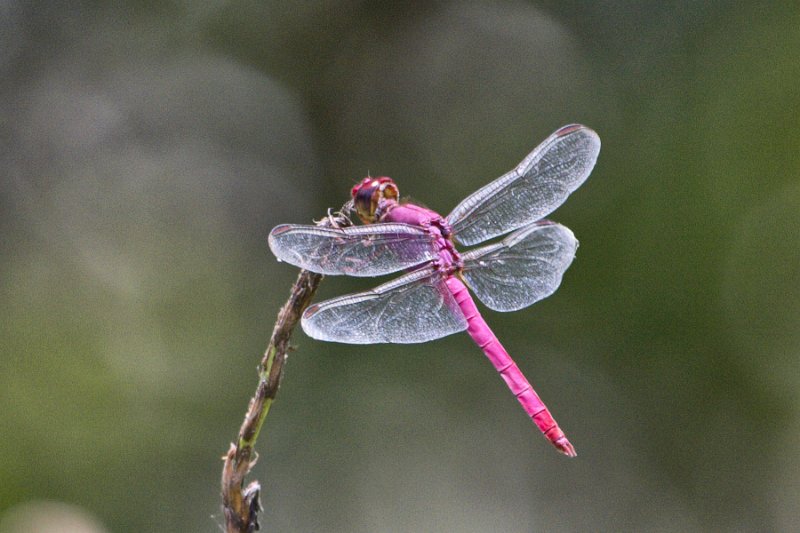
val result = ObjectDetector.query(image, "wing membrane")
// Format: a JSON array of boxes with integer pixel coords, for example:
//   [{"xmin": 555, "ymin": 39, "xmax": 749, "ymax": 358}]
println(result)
[
  {"xmin": 301, "ymin": 267, "xmax": 467, "ymax": 344},
  {"xmin": 461, "ymin": 221, "xmax": 578, "ymax": 312},
  {"xmin": 268, "ymin": 223, "xmax": 437, "ymax": 277},
  {"xmin": 447, "ymin": 124, "xmax": 600, "ymax": 246}
]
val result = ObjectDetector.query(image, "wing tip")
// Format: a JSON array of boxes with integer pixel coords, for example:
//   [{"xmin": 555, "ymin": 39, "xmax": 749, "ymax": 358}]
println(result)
[
  {"xmin": 300, "ymin": 308, "xmax": 327, "ymax": 342},
  {"xmin": 304, "ymin": 304, "xmax": 321, "ymax": 318},
  {"xmin": 270, "ymin": 224, "xmax": 292, "ymax": 236},
  {"xmin": 555, "ymin": 123, "xmax": 584, "ymax": 136},
  {"xmin": 267, "ymin": 224, "xmax": 292, "ymax": 259},
  {"xmin": 555, "ymin": 124, "xmax": 601, "ymax": 150},
  {"xmin": 268, "ymin": 223, "xmax": 290, "ymax": 247},
  {"xmin": 554, "ymin": 123, "xmax": 595, "ymax": 137}
]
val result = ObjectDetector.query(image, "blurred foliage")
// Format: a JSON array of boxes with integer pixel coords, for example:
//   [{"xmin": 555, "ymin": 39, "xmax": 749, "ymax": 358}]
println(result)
[{"xmin": 1, "ymin": 1, "xmax": 799, "ymax": 532}]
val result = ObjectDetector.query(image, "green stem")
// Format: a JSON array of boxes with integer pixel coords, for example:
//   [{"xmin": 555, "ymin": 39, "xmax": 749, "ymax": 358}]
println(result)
[{"xmin": 221, "ymin": 208, "xmax": 350, "ymax": 533}]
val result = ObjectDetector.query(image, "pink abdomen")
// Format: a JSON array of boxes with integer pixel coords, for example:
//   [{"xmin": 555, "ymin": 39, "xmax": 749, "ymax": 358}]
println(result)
[{"xmin": 445, "ymin": 277, "xmax": 576, "ymax": 457}]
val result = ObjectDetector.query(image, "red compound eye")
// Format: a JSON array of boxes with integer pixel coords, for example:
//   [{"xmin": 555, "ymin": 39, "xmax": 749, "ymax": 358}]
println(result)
[
  {"xmin": 351, "ymin": 177, "xmax": 398, "ymax": 223},
  {"xmin": 351, "ymin": 177, "xmax": 373, "ymax": 198}
]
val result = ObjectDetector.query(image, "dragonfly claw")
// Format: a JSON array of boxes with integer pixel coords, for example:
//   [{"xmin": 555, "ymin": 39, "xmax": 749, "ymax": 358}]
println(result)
[{"xmin": 553, "ymin": 437, "xmax": 577, "ymax": 458}]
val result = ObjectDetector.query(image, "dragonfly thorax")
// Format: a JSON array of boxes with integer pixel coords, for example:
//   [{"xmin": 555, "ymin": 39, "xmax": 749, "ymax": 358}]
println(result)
[{"xmin": 352, "ymin": 176, "xmax": 399, "ymax": 223}]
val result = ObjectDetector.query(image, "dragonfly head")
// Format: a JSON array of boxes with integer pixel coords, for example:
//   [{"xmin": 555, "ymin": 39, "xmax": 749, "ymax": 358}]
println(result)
[{"xmin": 351, "ymin": 177, "xmax": 399, "ymax": 223}]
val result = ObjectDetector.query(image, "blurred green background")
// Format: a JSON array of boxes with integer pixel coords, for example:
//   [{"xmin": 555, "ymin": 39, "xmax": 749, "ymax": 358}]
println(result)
[{"xmin": 2, "ymin": 2, "xmax": 799, "ymax": 532}]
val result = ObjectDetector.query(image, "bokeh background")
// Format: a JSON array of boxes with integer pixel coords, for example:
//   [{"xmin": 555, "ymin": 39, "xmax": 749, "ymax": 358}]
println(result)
[{"xmin": 2, "ymin": 2, "xmax": 799, "ymax": 532}]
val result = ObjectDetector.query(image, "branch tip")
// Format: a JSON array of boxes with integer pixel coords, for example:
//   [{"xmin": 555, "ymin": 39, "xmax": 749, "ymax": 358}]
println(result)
[{"xmin": 221, "ymin": 204, "xmax": 352, "ymax": 532}]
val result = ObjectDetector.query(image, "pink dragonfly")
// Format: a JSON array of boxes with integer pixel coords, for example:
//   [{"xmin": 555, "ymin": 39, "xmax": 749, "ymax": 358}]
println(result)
[{"xmin": 269, "ymin": 124, "xmax": 600, "ymax": 456}]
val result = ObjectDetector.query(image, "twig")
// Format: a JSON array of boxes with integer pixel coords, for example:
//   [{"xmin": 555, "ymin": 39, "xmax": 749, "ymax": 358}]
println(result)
[{"xmin": 221, "ymin": 204, "xmax": 352, "ymax": 533}]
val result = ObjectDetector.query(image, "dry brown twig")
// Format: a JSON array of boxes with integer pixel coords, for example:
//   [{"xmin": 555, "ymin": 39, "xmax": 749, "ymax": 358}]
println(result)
[{"xmin": 221, "ymin": 204, "xmax": 353, "ymax": 533}]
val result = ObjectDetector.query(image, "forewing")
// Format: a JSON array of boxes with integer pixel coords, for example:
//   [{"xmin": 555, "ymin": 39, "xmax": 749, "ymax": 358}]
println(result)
[
  {"xmin": 447, "ymin": 124, "xmax": 600, "ymax": 246},
  {"xmin": 461, "ymin": 221, "xmax": 578, "ymax": 312},
  {"xmin": 301, "ymin": 268, "xmax": 467, "ymax": 344},
  {"xmin": 269, "ymin": 223, "xmax": 437, "ymax": 277}
]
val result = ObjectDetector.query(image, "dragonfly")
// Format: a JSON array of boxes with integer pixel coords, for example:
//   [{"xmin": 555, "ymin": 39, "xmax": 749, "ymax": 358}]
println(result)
[{"xmin": 269, "ymin": 124, "xmax": 600, "ymax": 456}]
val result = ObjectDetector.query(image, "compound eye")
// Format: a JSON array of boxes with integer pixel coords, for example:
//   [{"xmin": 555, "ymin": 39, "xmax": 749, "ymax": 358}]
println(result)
[{"xmin": 352, "ymin": 182, "xmax": 377, "ymax": 222}]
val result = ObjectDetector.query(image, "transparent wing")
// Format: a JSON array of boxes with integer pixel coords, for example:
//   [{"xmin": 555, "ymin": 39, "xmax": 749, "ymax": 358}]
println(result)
[
  {"xmin": 461, "ymin": 221, "xmax": 578, "ymax": 312},
  {"xmin": 268, "ymin": 223, "xmax": 437, "ymax": 277},
  {"xmin": 446, "ymin": 124, "xmax": 600, "ymax": 246},
  {"xmin": 301, "ymin": 267, "xmax": 467, "ymax": 344}
]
